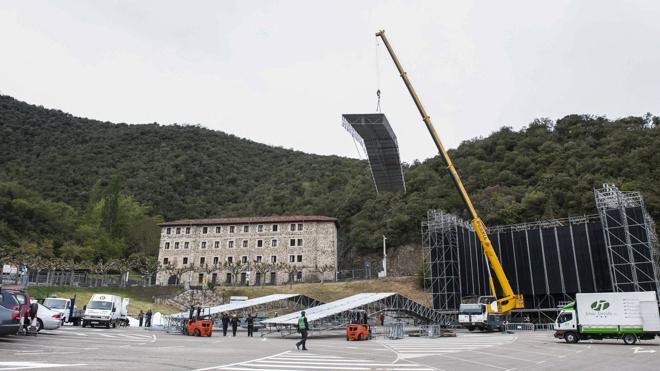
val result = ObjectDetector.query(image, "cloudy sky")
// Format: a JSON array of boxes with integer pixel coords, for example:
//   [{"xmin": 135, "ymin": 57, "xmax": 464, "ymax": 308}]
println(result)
[{"xmin": 1, "ymin": 0, "xmax": 659, "ymax": 162}]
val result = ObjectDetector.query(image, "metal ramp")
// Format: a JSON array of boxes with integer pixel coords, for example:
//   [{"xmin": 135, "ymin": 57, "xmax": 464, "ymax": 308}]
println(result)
[
  {"xmin": 261, "ymin": 292, "xmax": 449, "ymax": 332},
  {"xmin": 168, "ymin": 294, "xmax": 322, "ymax": 319}
]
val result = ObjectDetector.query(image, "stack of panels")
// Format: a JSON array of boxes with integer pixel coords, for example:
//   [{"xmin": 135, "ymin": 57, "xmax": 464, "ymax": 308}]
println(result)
[{"xmin": 342, "ymin": 113, "xmax": 405, "ymax": 193}]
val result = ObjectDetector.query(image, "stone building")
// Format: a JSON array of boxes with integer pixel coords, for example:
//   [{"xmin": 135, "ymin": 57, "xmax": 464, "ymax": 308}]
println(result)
[{"xmin": 156, "ymin": 215, "xmax": 338, "ymax": 286}]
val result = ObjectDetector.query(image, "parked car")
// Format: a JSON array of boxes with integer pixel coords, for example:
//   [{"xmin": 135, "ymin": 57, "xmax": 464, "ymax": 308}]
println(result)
[
  {"xmin": 0, "ymin": 290, "xmax": 21, "ymax": 336},
  {"xmin": 2, "ymin": 289, "xmax": 33, "ymax": 322},
  {"xmin": 34, "ymin": 303, "xmax": 62, "ymax": 332}
]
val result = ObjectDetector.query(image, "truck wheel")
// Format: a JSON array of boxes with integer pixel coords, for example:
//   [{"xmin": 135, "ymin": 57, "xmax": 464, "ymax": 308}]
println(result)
[
  {"xmin": 106, "ymin": 323, "xmax": 110, "ymax": 329},
  {"xmin": 112, "ymin": 322, "xmax": 116, "ymax": 328},
  {"xmin": 467, "ymin": 326, "xmax": 475, "ymax": 331},
  {"xmin": 194, "ymin": 329, "xmax": 201, "ymax": 337},
  {"xmin": 622, "ymin": 334, "xmax": 637, "ymax": 345},
  {"xmin": 82, "ymin": 321, "xmax": 87, "ymax": 328},
  {"xmin": 564, "ymin": 331, "xmax": 579, "ymax": 344}
]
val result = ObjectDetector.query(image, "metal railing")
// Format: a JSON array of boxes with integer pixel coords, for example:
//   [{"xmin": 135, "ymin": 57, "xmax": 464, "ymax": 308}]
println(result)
[
  {"xmin": 387, "ymin": 323, "xmax": 405, "ymax": 339},
  {"xmin": 505, "ymin": 323, "xmax": 555, "ymax": 331}
]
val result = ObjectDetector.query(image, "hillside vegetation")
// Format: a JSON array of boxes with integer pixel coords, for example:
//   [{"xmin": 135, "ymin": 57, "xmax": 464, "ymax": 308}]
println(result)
[{"xmin": 1, "ymin": 95, "xmax": 658, "ymax": 264}]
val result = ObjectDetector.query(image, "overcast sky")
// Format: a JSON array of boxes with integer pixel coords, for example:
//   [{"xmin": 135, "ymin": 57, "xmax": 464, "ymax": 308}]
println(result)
[{"xmin": 1, "ymin": 1, "xmax": 659, "ymax": 162}]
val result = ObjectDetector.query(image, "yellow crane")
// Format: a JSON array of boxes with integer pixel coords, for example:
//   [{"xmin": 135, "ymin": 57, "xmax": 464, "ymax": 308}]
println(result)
[{"xmin": 375, "ymin": 30, "xmax": 524, "ymax": 326}]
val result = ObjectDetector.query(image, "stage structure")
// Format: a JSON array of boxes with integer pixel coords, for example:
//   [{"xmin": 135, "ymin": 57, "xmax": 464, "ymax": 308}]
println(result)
[
  {"xmin": 423, "ymin": 185, "xmax": 660, "ymax": 319},
  {"xmin": 342, "ymin": 113, "xmax": 406, "ymax": 193}
]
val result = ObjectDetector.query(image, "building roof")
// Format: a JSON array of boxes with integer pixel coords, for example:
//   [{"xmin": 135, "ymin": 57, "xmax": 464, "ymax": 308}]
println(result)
[
  {"xmin": 169, "ymin": 294, "xmax": 323, "ymax": 319},
  {"xmin": 159, "ymin": 215, "xmax": 339, "ymax": 227}
]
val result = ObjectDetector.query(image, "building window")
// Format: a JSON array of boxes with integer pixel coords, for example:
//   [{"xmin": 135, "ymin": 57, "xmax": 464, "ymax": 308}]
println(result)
[
  {"xmin": 271, "ymin": 239, "xmax": 278, "ymax": 247},
  {"xmin": 201, "ymin": 241, "xmax": 207, "ymax": 249},
  {"xmin": 213, "ymin": 256, "xmax": 219, "ymax": 265},
  {"xmin": 289, "ymin": 239, "xmax": 296, "ymax": 247},
  {"xmin": 256, "ymin": 256, "xmax": 262, "ymax": 263},
  {"xmin": 230, "ymin": 226, "xmax": 235, "ymax": 233},
  {"xmin": 174, "ymin": 242, "xmax": 180, "ymax": 249},
  {"xmin": 243, "ymin": 225, "xmax": 249, "ymax": 233},
  {"xmin": 228, "ymin": 240, "xmax": 234, "ymax": 248},
  {"xmin": 227, "ymin": 256, "xmax": 234, "ymax": 264},
  {"xmin": 176, "ymin": 227, "xmax": 181, "ymax": 234},
  {"xmin": 184, "ymin": 241, "xmax": 189, "ymax": 249},
  {"xmin": 183, "ymin": 257, "xmax": 188, "ymax": 265},
  {"xmin": 202, "ymin": 226, "xmax": 208, "ymax": 234},
  {"xmin": 297, "ymin": 223, "xmax": 303, "ymax": 231},
  {"xmin": 296, "ymin": 271, "xmax": 303, "ymax": 281},
  {"xmin": 165, "ymin": 242, "xmax": 170, "ymax": 250},
  {"xmin": 200, "ymin": 257, "xmax": 206, "ymax": 265},
  {"xmin": 242, "ymin": 240, "xmax": 248, "ymax": 248},
  {"xmin": 185, "ymin": 227, "xmax": 191, "ymax": 234},
  {"xmin": 297, "ymin": 239, "xmax": 303, "ymax": 246},
  {"xmin": 166, "ymin": 227, "xmax": 171, "ymax": 235},
  {"xmin": 271, "ymin": 256, "xmax": 277, "ymax": 263},
  {"xmin": 290, "ymin": 223, "xmax": 296, "ymax": 231},
  {"xmin": 289, "ymin": 255, "xmax": 295, "ymax": 263},
  {"xmin": 215, "ymin": 226, "xmax": 221, "ymax": 233},
  {"xmin": 163, "ymin": 258, "xmax": 169, "ymax": 265},
  {"xmin": 241, "ymin": 256, "xmax": 248, "ymax": 264},
  {"xmin": 297, "ymin": 255, "xmax": 303, "ymax": 262},
  {"xmin": 214, "ymin": 241, "xmax": 220, "ymax": 249},
  {"xmin": 257, "ymin": 240, "xmax": 263, "ymax": 248},
  {"xmin": 272, "ymin": 224, "xmax": 278, "ymax": 232},
  {"xmin": 257, "ymin": 224, "xmax": 264, "ymax": 233}
]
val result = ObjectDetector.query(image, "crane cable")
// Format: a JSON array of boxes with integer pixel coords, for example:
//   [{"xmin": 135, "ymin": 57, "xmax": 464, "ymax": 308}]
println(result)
[{"xmin": 375, "ymin": 36, "xmax": 382, "ymax": 112}]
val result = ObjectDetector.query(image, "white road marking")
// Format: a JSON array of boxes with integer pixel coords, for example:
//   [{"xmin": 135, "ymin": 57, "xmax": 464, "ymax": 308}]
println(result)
[
  {"xmin": 0, "ymin": 362, "xmax": 86, "ymax": 370},
  {"xmin": 199, "ymin": 351, "xmax": 434, "ymax": 371},
  {"xmin": 632, "ymin": 347, "xmax": 656, "ymax": 354}
]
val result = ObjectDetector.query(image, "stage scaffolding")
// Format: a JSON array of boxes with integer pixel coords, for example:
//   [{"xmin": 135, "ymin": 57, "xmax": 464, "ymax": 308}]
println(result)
[
  {"xmin": 595, "ymin": 184, "xmax": 660, "ymax": 296},
  {"xmin": 423, "ymin": 185, "xmax": 660, "ymax": 319}
]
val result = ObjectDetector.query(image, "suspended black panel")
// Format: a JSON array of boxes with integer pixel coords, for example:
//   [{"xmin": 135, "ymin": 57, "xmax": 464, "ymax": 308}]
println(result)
[{"xmin": 342, "ymin": 113, "xmax": 406, "ymax": 193}]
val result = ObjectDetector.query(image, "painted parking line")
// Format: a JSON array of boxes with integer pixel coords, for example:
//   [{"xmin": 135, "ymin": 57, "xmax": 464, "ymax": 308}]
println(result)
[
  {"xmin": 0, "ymin": 362, "xmax": 86, "ymax": 370},
  {"xmin": 198, "ymin": 351, "xmax": 435, "ymax": 371}
]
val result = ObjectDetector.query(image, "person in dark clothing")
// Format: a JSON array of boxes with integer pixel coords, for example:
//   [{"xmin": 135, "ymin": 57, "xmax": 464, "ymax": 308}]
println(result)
[
  {"xmin": 221, "ymin": 312, "xmax": 230, "ymax": 336},
  {"xmin": 230, "ymin": 313, "xmax": 239, "ymax": 336},
  {"xmin": 138, "ymin": 310, "xmax": 144, "ymax": 327},
  {"xmin": 295, "ymin": 311, "xmax": 309, "ymax": 351},
  {"xmin": 145, "ymin": 309, "xmax": 153, "ymax": 327},
  {"xmin": 246, "ymin": 313, "xmax": 255, "ymax": 337}
]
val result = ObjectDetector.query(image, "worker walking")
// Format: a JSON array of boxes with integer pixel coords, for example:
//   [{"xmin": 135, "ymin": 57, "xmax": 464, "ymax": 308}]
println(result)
[
  {"xmin": 221, "ymin": 312, "xmax": 230, "ymax": 336},
  {"xmin": 138, "ymin": 310, "xmax": 144, "ymax": 327},
  {"xmin": 145, "ymin": 309, "xmax": 153, "ymax": 327},
  {"xmin": 230, "ymin": 313, "xmax": 239, "ymax": 336},
  {"xmin": 295, "ymin": 311, "xmax": 308, "ymax": 351},
  {"xmin": 379, "ymin": 312, "xmax": 385, "ymax": 326},
  {"xmin": 246, "ymin": 314, "xmax": 255, "ymax": 337}
]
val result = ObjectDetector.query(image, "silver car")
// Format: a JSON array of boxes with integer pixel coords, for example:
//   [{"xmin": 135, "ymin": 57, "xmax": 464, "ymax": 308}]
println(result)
[{"xmin": 35, "ymin": 303, "xmax": 62, "ymax": 331}]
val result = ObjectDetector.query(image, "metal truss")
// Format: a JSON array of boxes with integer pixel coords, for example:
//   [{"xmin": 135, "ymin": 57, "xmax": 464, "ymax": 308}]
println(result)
[
  {"xmin": 595, "ymin": 184, "xmax": 660, "ymax": 295},
  {"xmin": 422, "ymin": 210, "xmax": 462, "ymax": 312},
  {"xmin": 261, "ymin": 293, "xmax": 451, "ymax": 337}
]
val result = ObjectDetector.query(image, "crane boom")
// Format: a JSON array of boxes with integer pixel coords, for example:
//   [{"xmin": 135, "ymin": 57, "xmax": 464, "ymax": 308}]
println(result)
[{"xmin": 376, "ymin": 30, "xmax": 524, "ymax": 313}]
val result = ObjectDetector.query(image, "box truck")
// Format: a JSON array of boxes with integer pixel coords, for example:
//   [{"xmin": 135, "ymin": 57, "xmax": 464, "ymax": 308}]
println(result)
[
  {"xmin": 82, "ymin": 294, "xmax": 122, "ymax": 328},
  {"xmin": 554, "ymin": 292, "xmax": 660, "ymax": 345}
]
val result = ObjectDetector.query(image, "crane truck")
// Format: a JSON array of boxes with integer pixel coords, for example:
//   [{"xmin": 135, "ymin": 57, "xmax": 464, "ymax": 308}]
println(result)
[{"xmin": 376, "ymin": 30, "xmax": 525, "ymax": 331}]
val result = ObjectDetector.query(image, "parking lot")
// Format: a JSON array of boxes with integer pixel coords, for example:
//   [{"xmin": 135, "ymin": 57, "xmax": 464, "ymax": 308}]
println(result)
[{"xmin": 0, "ymin": 326, "xmax": 658, "ymax": 370}]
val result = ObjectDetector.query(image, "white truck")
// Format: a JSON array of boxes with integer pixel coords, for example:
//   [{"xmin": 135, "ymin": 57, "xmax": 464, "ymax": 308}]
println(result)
[
  {"xmin": 458, "ymin": 296, "xmax": 505, "ymax": 332},
  {"xmin": 554, "ymin": 292, "xmax": 660, "ymax": 345},
  {"xmin": 43, "ymin": 296, "xmax": 84, "ymax": 326},
  {"xmin": 82, "ymin": 294, "xmax": 123, "ymax": 328}
]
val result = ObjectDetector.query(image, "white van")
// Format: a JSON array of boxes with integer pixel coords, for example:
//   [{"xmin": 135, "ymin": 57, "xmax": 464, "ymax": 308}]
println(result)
[{"xmin": 82, "ymin": 294, "xmax": 122, "ymax": 328}]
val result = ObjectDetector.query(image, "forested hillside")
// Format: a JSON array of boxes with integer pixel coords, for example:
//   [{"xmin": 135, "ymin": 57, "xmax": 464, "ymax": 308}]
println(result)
[{"xmin": 1, "ymin": 95, "xmax": 658, "ymax": 262}]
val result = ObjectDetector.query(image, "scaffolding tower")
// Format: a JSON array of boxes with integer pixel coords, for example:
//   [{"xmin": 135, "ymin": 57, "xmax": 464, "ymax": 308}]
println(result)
[
  {"xmin": 422, "ymin": 210, "xmax": 463, "ymax": 312},
  {"xmin": 595, "ymin": 184, "xmax": 660, "ymax": 296}
]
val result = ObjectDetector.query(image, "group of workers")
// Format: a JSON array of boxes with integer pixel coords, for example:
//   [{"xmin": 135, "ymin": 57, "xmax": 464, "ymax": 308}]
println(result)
[
  {"xmin": 219, "ymin": 312, "xmax": 256, "ymax": 336},
  {"xmin": 137, "ymin": 309, "xmax": 153, "ymax": 327}
]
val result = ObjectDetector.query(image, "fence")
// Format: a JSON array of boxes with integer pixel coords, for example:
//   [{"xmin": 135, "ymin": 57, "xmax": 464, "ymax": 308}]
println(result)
[
  {"xmin": 387, "ymin": 323, "xmax": 405, "ymax": 339},
  {"xmin": 505, "ymin": 323, "xmax": 555, "ymax": 332}
]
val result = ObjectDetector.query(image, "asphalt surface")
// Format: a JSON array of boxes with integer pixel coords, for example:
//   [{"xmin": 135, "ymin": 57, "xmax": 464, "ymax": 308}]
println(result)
[{"xmin": 0, "ymin": 325, "xmax": 658, "ymax": 370}]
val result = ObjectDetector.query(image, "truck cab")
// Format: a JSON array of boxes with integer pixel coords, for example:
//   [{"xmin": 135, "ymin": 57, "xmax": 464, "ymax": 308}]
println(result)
[
  {"xmin": 458, "ymin": 296, "xmax": 505, "ymax": 331},
  {"xmin": 43, "ymin": 297, "xmax": 72, "ymax": 322},
  {"xmin": 82, "ymin": 294, "xmax": 121, "ymax": 328}
]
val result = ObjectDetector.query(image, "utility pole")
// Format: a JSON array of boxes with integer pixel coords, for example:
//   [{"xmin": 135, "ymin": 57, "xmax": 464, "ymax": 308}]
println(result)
[{"xmin": 382, "ymin": 235, "xmax": 387, "ymax": 278}]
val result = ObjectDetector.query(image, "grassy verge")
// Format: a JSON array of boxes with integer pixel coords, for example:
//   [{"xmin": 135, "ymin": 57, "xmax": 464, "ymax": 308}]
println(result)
[
  {"xmin": 214, "ymin": 276, "xmax": 431, "ymax": 307},
  {"xmin": 27, "ymin": 286, "xmax": 181, "ymax": 316}
]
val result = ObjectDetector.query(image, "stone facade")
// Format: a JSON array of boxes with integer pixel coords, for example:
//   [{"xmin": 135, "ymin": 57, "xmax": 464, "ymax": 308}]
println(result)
[{"xmin": 156, "ymin": 216, "xmax": 338, "ymax": 286}]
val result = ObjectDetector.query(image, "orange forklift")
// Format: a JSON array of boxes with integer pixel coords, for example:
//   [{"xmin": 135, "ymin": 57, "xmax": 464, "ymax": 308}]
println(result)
[
  {"xmin": 346, "ymin": 310, "xmax": 370, "ymax": 341},
  {"xmin": 186, "ymin": 306, "xmax": 213, "ymax": 337}
]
